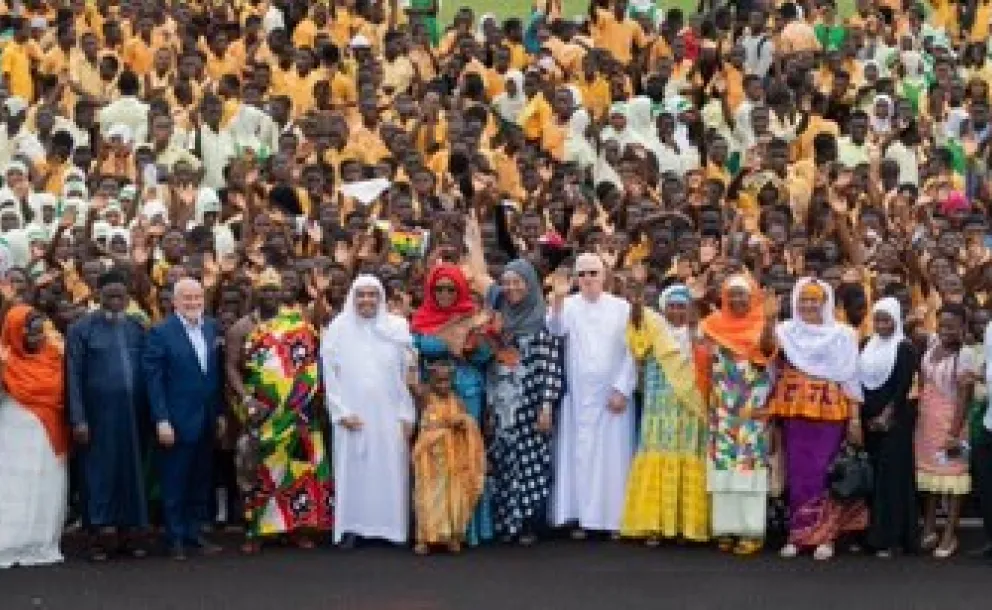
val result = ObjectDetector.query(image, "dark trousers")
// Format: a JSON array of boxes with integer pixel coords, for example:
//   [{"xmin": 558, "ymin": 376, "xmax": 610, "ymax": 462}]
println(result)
[
  {"xmin": 972, "ymin": 426, "xmax": 992, "ymax": 544},
  {"xmin": 158, "ymin": 437, "xmax": 212, "ymax": 546}
]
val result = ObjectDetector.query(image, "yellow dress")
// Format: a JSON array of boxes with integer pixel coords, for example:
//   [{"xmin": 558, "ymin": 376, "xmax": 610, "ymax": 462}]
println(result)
[{"xmin": 621, "ymin": 311, "xmax": 709, "ymax": 541}]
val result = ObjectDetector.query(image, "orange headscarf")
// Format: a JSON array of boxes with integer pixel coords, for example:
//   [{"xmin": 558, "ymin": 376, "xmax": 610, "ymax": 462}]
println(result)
[
  {"xmin": 1, "ymin": 305, "xmax": 68, "ymax": 456},
  {"xmin": 699, "ymin": 276, "xmax": 771, "ymax": 365}
]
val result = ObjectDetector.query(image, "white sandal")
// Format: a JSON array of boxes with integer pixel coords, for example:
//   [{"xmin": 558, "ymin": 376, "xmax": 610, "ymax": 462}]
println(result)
[
  {"xmin": 779, "ymin": 543, "xmax": 799, "ymax": 558},
  {"xmin": 813, "ymin": 544, "xmax": 835, "ymax": 561}
]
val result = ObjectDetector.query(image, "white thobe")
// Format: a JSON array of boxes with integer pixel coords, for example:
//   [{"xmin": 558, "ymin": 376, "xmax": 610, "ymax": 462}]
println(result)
[
  {"xmin": 548, "ymin": 293, "xmax": 637, "ymax": 532},
  {"xmin": 321, "ymin": 321, "xmax": 415, "ymax": 544}
]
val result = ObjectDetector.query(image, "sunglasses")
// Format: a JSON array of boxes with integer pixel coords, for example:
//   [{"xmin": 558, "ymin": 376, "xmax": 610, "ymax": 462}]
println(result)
[{"xmin": 576, "ymin": 270, "xmax": 600, "ymax": 278}]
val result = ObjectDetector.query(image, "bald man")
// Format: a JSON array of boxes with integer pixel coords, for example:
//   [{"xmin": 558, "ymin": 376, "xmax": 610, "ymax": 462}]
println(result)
[{"xmin": 143, "ymin": 278, "xmax": 225, "ymax": 560}]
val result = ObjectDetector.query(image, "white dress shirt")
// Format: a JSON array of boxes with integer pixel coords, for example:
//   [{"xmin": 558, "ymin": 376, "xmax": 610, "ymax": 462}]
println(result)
[{"xmin": 181, "ymin": 315, "xmax": 207, "ymax": 373}]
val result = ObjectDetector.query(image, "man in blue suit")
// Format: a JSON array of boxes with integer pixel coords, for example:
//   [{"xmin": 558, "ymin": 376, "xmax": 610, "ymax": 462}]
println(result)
[{"xmin": 143, "ymin": 277, "xmax": 225, "ymax": 560}]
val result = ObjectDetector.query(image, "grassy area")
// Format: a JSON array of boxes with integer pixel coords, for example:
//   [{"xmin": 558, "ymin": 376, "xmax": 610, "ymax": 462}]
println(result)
[{"xmin": 438, "ymin": 0, "xmax": 857, "ymax": 26}]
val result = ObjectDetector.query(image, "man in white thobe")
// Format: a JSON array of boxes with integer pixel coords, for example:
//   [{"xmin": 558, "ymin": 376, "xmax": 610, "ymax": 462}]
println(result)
[
  {"xmin": 548, "ymin": 253, "xmax": 637, "ymax": 534},
  {"xmin": 321, "ymin": 275, "xmax": 416, "ymax": 548}
]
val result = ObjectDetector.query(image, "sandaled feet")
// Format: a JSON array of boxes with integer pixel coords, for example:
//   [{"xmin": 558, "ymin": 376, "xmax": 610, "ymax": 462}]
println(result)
[
  {"xmin": 717, "ymin": 537, "xmax": 735, "ymax": 552},
  {"xmin": 813, "ymin": 544, "xmax": 834, "ymax": 561},
  {"xmin": 934, "ymin": 537, "xmax": 958, "ymax": 559},
  {"xmin": 240, "ymin": 540, "xmax": 262, "ymax": 555},
  {"xmin": 779, "ymin": 543, "xmax": 799, "ymax": 558},
  {"xmin": 518, "ymin": 533, "xmax": 537, "ymax": 547},
  {"xmin": 734, "ymin": 539, "xmax": 763, "ymax": 556},
  {"xmin": 920, "ymin": 532, "xmax": 939, "ymax": 551},
  {"xmin": 414, "ymin": 543, "xmax": 430, "ymax": 556},
  {"xmin": 645, "ymin": 537, "xmax": 661, "ymax": 548},
  {"xmin": 447, "ymin": 540, "xmax": 462, "ymax": 554},
  {"xmin": 570, "ymin": 528, "xmax": 587, "ymax": 541}
]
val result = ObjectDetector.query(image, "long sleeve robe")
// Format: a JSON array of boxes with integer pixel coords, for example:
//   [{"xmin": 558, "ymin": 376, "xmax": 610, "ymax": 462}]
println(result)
[
  {"xmin": 548, "ymin": 293, "xmax": 637, "ymax": 532},
  {"xmin": 321, "ymin": 319, "xmax": 415, "ymax": 544},
  {"xmin": 66, "ymin": 312, "xmax": 149, "ymax": 528}
]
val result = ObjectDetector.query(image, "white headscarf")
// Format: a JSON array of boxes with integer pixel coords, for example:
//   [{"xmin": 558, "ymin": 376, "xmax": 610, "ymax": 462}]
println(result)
[
  {"xmin": 776, "ymin": 277, "xmax": 861, "ymax": 385},
  {"xmin": 493, "ymin": 70, "xmax": 526, "ymax": 124},
  {"xmin": 660, "ymin": 283, "xmax": 694, "ymax": 360},
  {"xmin": 858, "ymin": 297, "xmax": 904, "ymax": 391},
  {"xmin": 593, "ymin": 139, "xmax": 623, "ymax": 189},
  {"xmin": 870, "ymin": 94, "xmax": 893, "ymax": 134},
  {"xmin": 322, "ymin": 274, "xmax": 412, "ymax": 348}
]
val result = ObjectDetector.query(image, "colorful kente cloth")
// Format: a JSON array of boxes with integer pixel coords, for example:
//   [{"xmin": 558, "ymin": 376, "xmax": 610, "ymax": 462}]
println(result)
[{"xmin": 242, "ymin": 308, "xmax": 332, "ymax": 538}]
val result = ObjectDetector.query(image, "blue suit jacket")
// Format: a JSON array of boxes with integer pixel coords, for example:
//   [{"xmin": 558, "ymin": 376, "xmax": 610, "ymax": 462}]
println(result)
[{"xmin": 142, "ymin": 313, "xmax": 223, "ymax": 444}]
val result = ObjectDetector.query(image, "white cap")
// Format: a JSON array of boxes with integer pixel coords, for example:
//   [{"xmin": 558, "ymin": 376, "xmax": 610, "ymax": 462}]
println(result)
[
  {"xmin": 349, "ymin": 34, "xmax": 371, "ymax": 49},
  {"xmin": 3, "ymin": 97, "xmax": 27, "ymax": 117},
  {"xmin": 3, "ymin": 160, "xmax": 27, "ymax": 176},
  {"xmin": 106, "ymin": 124, "xmax": 134, "ymax": 146}
]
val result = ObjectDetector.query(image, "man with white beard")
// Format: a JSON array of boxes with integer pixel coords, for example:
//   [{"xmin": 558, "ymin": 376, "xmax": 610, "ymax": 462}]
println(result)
[
  {"xmin": 321, "ymin": 275, "xmax": 416, "ymax": 549},
  {"xmin": 548, "ymin": 253, "xmax": 637, "ymax": 537}
]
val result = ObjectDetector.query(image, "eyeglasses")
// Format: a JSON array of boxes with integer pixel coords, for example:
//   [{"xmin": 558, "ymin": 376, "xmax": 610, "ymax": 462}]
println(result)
[
  {"xmin": 576, "ymin": 270, "xmax": 600, "ymax": 278},
  {"xmin": 433, "ymin": 285, "xmax": 458, "ymax": 294}
]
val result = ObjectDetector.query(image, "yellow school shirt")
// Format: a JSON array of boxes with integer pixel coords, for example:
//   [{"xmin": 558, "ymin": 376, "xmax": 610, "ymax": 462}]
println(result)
[
  {"xmin": 519, "ymin": 93, "xmax": 552, "ymax": 141},
  {"xmin": 508, "ymin": 43, "xmax": 529, "ymax": 72},
  {"xmin": 574, "ymin": 74, "xmax": 611, "ymax": 122},
  {"xmin": 122, "ymin": 36, "xmax": 155, "ymax": 76},
  {"xmin": 1, "ymin": 41, "xmax": 33, "ymax": 101},
  {"xmin": 591, "ymin": 8, "xmax": 646, "ymax": 66}
]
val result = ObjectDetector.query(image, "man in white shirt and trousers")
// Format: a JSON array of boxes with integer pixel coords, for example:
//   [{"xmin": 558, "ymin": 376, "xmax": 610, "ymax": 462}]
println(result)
[
  {"xmin": 975, "ymin": 323, "xmax": 992, "ymax": 562},
  {"xmin": 548, "ymin": 252, "xmax": 637, "ymax": 537},
  {"xmin": 321, "ymin": 275, "xmax": 416, "ymax": 549}
]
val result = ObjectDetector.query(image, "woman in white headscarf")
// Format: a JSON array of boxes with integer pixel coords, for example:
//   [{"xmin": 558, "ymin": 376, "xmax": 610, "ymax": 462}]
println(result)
[
  {"xmin": 768, "ymin": 278, "xmax": 867, "ymax": 561},
  {"xmin": 493, "ymin": 70, "xmax": 526, "ymax": 125},
  {"xmin": 621, "ymin": 283, "xmax": 708, "ymax": 545},
  {"xmin": 858, "ymin": 297, "xmax": 918, "ymax": 558}
]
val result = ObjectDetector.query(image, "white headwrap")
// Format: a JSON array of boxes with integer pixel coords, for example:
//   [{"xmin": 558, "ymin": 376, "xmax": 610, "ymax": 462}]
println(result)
[
  {"xmin": 869, "ymin": 94, "xmax": 893, "ymax": 134},
  {"xmin": 323, "ymin": 275, "xmax": 412, "ymax": 348},
  {"xmin": 660, "ymin": 283, "xmax": 694, "ymax": 360},
  {"xmin": 775, "ymin": 277, "xmax": 861, "ymax": 388},
  {"xmin": 858, "ymin": 297, "xmax": 905, "ymax": 391},
  {"xmin": 493, "ymin": 70, "xmax": 526, "ymax": 124}
]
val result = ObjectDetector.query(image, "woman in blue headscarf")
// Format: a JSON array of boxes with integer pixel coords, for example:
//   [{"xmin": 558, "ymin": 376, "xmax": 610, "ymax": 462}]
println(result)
[{"xmin": 621, "ymin": 284, "xmax": 709, "ymax": 545}]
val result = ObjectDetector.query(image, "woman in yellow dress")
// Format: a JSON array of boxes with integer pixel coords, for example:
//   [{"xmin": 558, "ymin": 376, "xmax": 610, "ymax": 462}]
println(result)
[{"xmin": 621, "ymin": 284, "xmax": 709, "ymax": 544}]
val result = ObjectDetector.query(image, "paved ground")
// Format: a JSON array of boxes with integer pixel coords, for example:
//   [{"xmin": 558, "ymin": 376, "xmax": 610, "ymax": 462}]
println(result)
[{"xmin": 1, "ymin": 535, "xmax": 990, "ymax": 610}]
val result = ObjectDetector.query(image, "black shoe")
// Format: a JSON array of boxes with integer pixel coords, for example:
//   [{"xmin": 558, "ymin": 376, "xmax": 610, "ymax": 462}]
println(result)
[
  {"xmin": 168, "ymin": 544, "xmax": 187, "ymax": 561},
  {"xmin": 191, "ymin": 536, "xmax": 223, "ymax": 556},
  {"xmin": 338, "ymin": 534, "xmax": 357, "ymax": 550},
  {"xmin": 968, "ymin": 544, "xmax": 992, "ymax": 560}
]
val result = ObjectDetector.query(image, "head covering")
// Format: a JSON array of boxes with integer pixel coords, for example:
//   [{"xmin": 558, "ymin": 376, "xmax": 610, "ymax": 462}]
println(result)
[
  {"xmin": 775, "ymin": 277, "xmax": 860, "ymax": 383},
  {"xmin": 3, "ymin": 96, "xmax": 27, "ymax": 117},
  {"xmin": 1, "ymin": 305, "xmax": 67, "ymax": 456},
  {"xmin": 4, "ymin": 160, "xmax": 27, "ymax": 176},
  {"xmin": 493, "ymin": 70, "xmax": 526, "ymax": 123},
  {"xmin": 939, "ymin": 191, "xmax": 970, "ymax": 216},
  {"xmin": 411, "ymin": 263, "xmax": 477, "ymax": 334},
  {"xmin": 97, "ymin": 267, "xmax": 128, "ymax": 289},
  {"xmin": 660, "ymin": 284, "xmax": 692, "ymax": 307},
  {"xmin": 859, "ymin": 297, "xmax": 905, "ymax": 391},
  {"xmin": 496, "ymin": 259, "xmax": 546, "ymax": 337},
  {"xmin": 349, "ymin": 34, "xmax": 371, "ymax": 49},
  {"xmin": 106, "ymin": 124, "xmax": 134, "ymax": 146},
  {"xmin": 324, "ymin": 274, "xmax": 412, "ymax": 347},
  {"xmin": 869, "ymin": 94, "xmax": 893, "ymax": 134},
  {"xmin": 699, "ymin": 274, "xmax": 771, "ymax": 364},
  {"xmin": 574, "ymin": 252, "xmax": 605, "ymax": 273}
]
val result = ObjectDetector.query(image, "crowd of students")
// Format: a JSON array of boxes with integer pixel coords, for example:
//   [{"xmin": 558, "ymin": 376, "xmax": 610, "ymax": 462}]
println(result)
[{"xmin": 1, "ymin": 0, "xmax": 992, "ymax": 567}]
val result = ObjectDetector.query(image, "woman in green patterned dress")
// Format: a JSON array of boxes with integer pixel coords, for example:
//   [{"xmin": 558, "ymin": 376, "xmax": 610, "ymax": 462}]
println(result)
[{"xmin": 240, "ymin": 297, "xmax": 332, "ymax": 554}]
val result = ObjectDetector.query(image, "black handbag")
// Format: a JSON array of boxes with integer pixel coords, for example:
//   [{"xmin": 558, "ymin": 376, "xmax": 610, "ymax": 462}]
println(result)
[{"xmin": 827, "ymin": 445, "xmax": 874, "ymax": 500}]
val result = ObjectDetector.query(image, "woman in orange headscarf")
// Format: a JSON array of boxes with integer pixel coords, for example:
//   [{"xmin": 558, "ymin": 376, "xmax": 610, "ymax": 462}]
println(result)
[
  {"xmin": 0, "ymin": 304, "xmax": 68, "ymax": 568},
  {"xmin": 698, "ymin": 275, "xmax": 777, "ymax": 556}
]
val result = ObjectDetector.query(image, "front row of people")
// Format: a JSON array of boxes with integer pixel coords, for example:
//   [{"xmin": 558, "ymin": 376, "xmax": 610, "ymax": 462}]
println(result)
[{"xmin": 1, "ymin": 257, "xmax": 991, "ymax": 566}]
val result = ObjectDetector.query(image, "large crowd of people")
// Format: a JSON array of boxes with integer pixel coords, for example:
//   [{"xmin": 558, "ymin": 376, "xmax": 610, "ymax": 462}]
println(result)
[{"xmin": 1, "ymin": 0, "xmax": 992, "ymax": 569}]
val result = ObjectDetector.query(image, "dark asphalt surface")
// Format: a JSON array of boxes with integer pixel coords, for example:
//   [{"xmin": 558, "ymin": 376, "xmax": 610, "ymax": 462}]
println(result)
[{"xmin": 1, "ymin": 535, "xmax": 990, "ymax": 610}]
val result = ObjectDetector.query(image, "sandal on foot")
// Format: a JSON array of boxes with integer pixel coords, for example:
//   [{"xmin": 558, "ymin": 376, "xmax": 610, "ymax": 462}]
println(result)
[
  {"xmin": 414, "ymin": 543, "xmax": 430, "ymax": 555},
  {"xmin": 717, "ymin": 537, "xmax": 735, "ymax": 552},
  {"xmin": 734, "ymin": 539, "xmax": 763, "ymax": 556}
]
